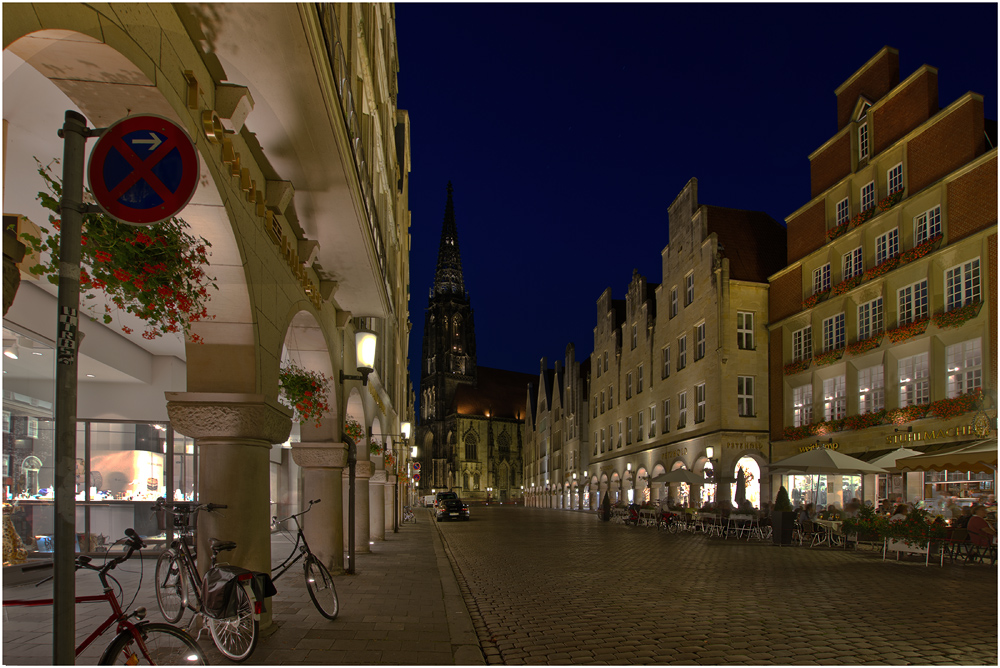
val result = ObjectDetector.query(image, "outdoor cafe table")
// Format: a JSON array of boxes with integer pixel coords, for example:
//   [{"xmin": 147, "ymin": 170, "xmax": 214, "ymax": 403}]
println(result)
[
  {"xmin": 726, "ymin": 514, "xmax": 758, "ymax": 540},
  {"xmin": 812, "ymin": 518, "xmax": 843, "ymax": 547}
]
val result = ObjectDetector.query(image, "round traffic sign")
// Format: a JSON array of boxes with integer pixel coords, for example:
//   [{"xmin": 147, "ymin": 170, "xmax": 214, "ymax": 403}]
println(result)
[
  {"xmin": 88, "ymin": 114, "xmax": 199, "ymax": 226},
  {"xmin": 413, "ymin": 462, "xmax": 421, "ymax": 471},
  {"xmin": 413, "ymin": 473, "xmax": 421, "ymax": 482}
]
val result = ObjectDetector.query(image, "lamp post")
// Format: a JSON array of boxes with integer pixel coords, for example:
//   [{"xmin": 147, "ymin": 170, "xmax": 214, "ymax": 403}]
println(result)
[
  {"xmin": 340, "ymin": 328, "xmax": 377, "ymax": 385},
  {"xmin": 486, "ymin": 486, "xmax": 492, "ymax": 505},
  {"xmin": 341, "ymin": 327, "xmax": 377, "ymax": 574},
  {"xmin": 393, "ymin": 421, "xmax": 410, "ymax": 533}
]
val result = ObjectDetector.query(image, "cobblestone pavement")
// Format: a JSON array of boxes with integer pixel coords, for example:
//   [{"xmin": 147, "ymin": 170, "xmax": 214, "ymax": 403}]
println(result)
[{"xmin": 434, "ymin": 506, "xmax": 998, "ymax": 665}]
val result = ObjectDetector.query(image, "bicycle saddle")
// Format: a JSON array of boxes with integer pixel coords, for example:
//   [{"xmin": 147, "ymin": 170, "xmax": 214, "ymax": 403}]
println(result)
[{"xmin": 209, "ymin": 538, "xmax": 237, "ymax": 553}]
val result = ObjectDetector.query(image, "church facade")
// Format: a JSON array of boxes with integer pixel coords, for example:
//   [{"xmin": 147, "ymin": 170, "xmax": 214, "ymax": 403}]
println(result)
[{"xmin": 415, "ymin": 185, "xmax": 533, "ymax": 503}]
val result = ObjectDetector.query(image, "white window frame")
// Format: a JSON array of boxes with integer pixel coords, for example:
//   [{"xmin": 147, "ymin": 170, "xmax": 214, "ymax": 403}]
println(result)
[
  {"xmin": 823, "ymin": 376, "xmax": 846, "ymax": 421},
  {"xmin": 626, "ymin": 416, "xmax": 633, "ymax": 445},
  {"xmin": 857, "ymin": 297, "xmax": 883, "ymax": 341},
  {"xmin": 608, "ymin": 384, "xmax": 614, "ymax": 409},
  {"xmin": 678, "ymin": 392, "xmax": 687, "ymax": 428},
  {"xmin": 875, "ymin": 228, "xmax": 899, "ymax": 265},
  {"xmin": 600, "ymin": 428, "xmax": 606, "ymax": 453},
  {"xmin": 946, "ymin": 338, "xmax": 982, "ymax": 398},
  {"xmin": 842, "ymin": 246, "xmax": 863, "ymax": 281},
  {"xmin": 792, "ymin": 326, "xmax": 813, "ymax": 362},
  {"xmin": 637, "ymin": 411, "xmax": 644, "ymax": 442},
  {"xmin": 737, "ymin": 312, "xmax": 754, "ymax": 350},
  {"xmin": 626, "ymin": 372, "xmax": 633, "ymax": 400},
  {"xmin": 822, "ymin": 313, "xmax": 846, "ymax": 352},
  {"xmin": 631, "ymin": 323, "xmax": 638, "ymax": 350},
  {"xmin": 695, "ymin": 322, "xmax": 706, "ymax": 360},
  {"xmin": 836, "ymin": 197, "xmax": 850, "ymax": 226},
  {"xmin": 678, "ymin": 335, "xmax": 687, "ymax": 369},
  {"xmin": 695, "ymin": 383, "xmax": 706, "ymax": 424},
  {"xmin": 813, "ymin": 263, "xmax": 831, "ymax": 294},
  {"xmin": 899, "ymin": 353, "xmax": 929, "ymax": 407},
  {"xmin": 793, "ymin": 384, "xmax": 813, "ymax": 427},
  {"xmin": 662, "ymin": 399, "xmax": 670, "ymax": 434},
  {"xmin": 887, "ymin": 163, "xmax": 903, "ymax": 194},
  {"xmin": 860, "ymin": 180, "xmax": 875, "ymax": 211},
  {"xmin": 897, "ymin": 279, "xmax": 928, "ymax": 325},
  {"xmin": 649, "ymin": 405, "xmax": 656, "ymax": 438},
  {"xmin": 637, "ymin": 364, "xmax": 644, "ymax": 394},
  {"xmin": 662, "ymin": 346, "xmax": 671, "ymax": 379},
  {"xmin": 737, "ymin": 376, "xmax": 754, "ymax": 417},
  {"xmin": 600, "ymin": 390, "xmax": 605, "ymax": 414},
  {"xmin": 609, "ymin": 423, "xmax": 615, "ymax": 449},
  {"xmin": 858, "ymin": 121, "xmax": 869, "ymax": 160},
  {"xmin": 617, "ymin": 420, "xmax": 622, "ymax": 448},
  {"xmin": 670, "ymin": 287, "xmax": 678, "ymax": 318},
  {"xmin": 945, "ymin": 258, "xmax": 981, "ymax": 311},
  {"xmin": 685, "ymin": 273, "xmax": 694, "ymax": 306},
  {"xmin": 858, "ymin": 365, "xmax": 885, "ymax": 414},
  {"xmin": 914, "ymin": 206, "xmax": 941, "ymax": 245}
]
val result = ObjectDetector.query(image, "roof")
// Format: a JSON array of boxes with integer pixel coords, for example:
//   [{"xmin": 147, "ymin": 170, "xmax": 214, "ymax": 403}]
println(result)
[
  {"xmin": 704, "ymin": 206, "xmax": 787, "ymax": 283},
  {"xmin": 452, "ymin": 366, "xmax": 535, "ymax": 420}
]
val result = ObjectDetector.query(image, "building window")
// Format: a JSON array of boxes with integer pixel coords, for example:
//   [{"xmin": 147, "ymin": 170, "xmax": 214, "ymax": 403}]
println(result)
[
  {"xmin": 594, "ymin": 433, "xmax": 598, "ymax": 456},
  {"xmin": 596, "ymin": 354, "xmax": 601, "ymax": 378},
  {"xmin": 843, "ymin": 246, "xmax": 863, "ymax": 281},
  {"xmin": 887, "ymin": 163, "xmax": 903, "ymax": 194},
  {"xmin": 792, "ymin": 326, "xmax": 812, "ymax": 362},
  {"xmin": 662, "ymin": 399, "xmax": 670, "ymax": 434},
  {"xmin": 600, "ymin": 391, "xmax": 605, "ymax": 414},
  {"xmin": 600, "ymin": 428, "xmax": 606, "ymax": 453},
  {"xmin": 737, "ymin": 376, "xmax": 754, "ymax": 417},
  {"xmin": 695, "ymin": 383, "xmax": 706, "ymax": 423},
  {"xmin": 813, "ymin": 264, "xmax": 831, "ymax": 295},
  {"xmin": 678, "ymin": 336, "xmax": 687, "ymax": 369},
  {"xmin": 649, "ymin": 405, "xmax": 656, "ymax": 438},
  {"xmin": 737, "ymin": 312, "xmax": 754, "ymax": 350},
  {"xmin": 695, "ymin": 323, "xmax": 706, "ymax": 361},
  {"xmin": 875, "ymin": 228, "xmax": 898, "ymax": 266},
  {"xmin": 637, "ymin": 364, "xmax": 644, "ymax": 393},
  {"xmin": 793, "ymin": 384, "xmax": 813, "ymax": 427},
  {"xmin": 670, "ymin": 287, "xmax": 678, "ymax": 318},
  {"xmin": 593, "ymin": 397, "xmax": 598, "ymax": 418},
  {"xmin": 626, "ymin": 372, "xmax": 633, "ymax": 400},
  {"xmin": 465, "ymin": 433, "xmax": 478, "ymax": 460},
  {"xmin": 608, "ymin": 384, "xmax": 614, "ymax": 409},
  {"xmin": 617, "ymin": 420, "xmax": 622, "ymax": 448},
  {"xmin": 685, "ymin": 273, "xmax": 694, "ymax": 306},
  {"xmin": 945, "ymin": 259, "xmax": 981, "ymax": 311},
  {"xmin": 836, "ymin": 197, "xmax": 850, "ymax": 226},
  {"xmin": 604, "ymin": 351, "xmax": 608, "ymax": 372},
  {"xmin": 822, "ymin": 313, "xmax": 845, "ymax": 352},
  {"xmin": 637, "ymin": 412, "xmax": 644, "ymax": 442},
  {"xmin": 609, "ymin": 424, "xmax": 615, "ymax": 449},
  {"xmin": 914, "ymin": 206, "xmax": 941, "ymax": 245},
  {"xmin": 626, "ymin": 416, "xmax": 633, "ymax": 445},
  {"xmin": 631, "ymin": 324, "xmax": 638, "ymax": 350},
  {"xmin": 859, "ymin": 122, "xmax": 869, "ymax": 160},
  {"xmin": 858, "ymin": 365, "xmax": 884, "ymax": 414},
  {"xmin": 947, "ymin": 338, "xmax": 982, "ymax": 398},
  {"xmin": 857, "ymin": 298, "xmax": 883, "ymax": 341},
  {"xmin": 899, "ymin": 353, "xmax": 929, "ymax": 407},
  {"xmin": 823, "ymin": 376, "xmax": 846, "ymax": 421},
  {"xmin": 678, "ymin": 392, "xmax": 687, "ymax": 428},
  {"xmin": 898, "ymin": 280, "xmax": 928, "ymax": 325},
  {"xmin": 662, "ymin": 346, "xmax": 671, "ymax": 379},
  {"xmin": 861, "ymin": 180, "xmax": 874, "ymax": 211}
]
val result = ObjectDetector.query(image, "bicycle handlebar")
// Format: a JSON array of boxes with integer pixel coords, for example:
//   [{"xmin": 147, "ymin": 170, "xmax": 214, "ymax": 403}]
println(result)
[
  {"xmin": 35, "ymin": 528, "xmax": 145, "ymax": 586},
  {"xmin": 274, "ymin": 499, "xmax": 322, "ymax": 525}
]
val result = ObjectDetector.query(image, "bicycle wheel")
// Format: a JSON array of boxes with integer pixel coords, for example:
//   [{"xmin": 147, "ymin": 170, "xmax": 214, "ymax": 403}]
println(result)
[
  {"xmin": 99, "ymin": 622, "xmax": 207, "ymax": 665},
  {"xmin": 154, "ymin": 550, "xmax": 187, "ymax": 623},
  {"xmin": 207, "ymin": 581, "xmax": 258, "ymax": 662},
  {"xmin": 668, "ymin": 520, "xmax": 680, "ymax": 534},
  {"xmin": 304, "ymin": 556, "xmax": 339, "ymax": 620}
]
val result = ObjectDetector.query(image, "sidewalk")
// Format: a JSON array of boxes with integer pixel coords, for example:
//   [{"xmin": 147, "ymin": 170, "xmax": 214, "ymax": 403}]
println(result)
[{"xmin": 2, "ymin": 507, "xmax": 484, "ymax": 665}]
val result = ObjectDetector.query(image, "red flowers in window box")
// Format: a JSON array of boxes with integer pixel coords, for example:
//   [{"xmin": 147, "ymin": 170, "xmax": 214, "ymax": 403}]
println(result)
[
  {"xmin": 863, "ymin": 256, "xmax": 899, "ymax": 281},
  {"xmin": 783, "ymin": 359, "xmax": 811, "ymax": 375},
  {"xmin": 932, "ymin": 300, "xmax": 983, "ymax": 330},
  {"xmin": 899, "ymin": 234, "xmax": 943, "ymax": 265},
  {"xmin": 928, "ymin": 390, "xmax": 981, "ymax": 420},
  {"xmin": 846, "ymin": 334, "xmax": 883, "ymax": 356},
  {"xmin": 814, "ymin": 348, "xmax": 845, "ymax": 367},
  {"xmin": 886, "ymin": 318, "xmax": 929, "ymax": 343},
  {"xmin": 826, "ymin": 222, "xmax": 849, "ymax": 241},
  {"xmin": 832, "ymin": 275, "xmax": 862, "ymax": 295},
  {"xmin": 877, "ymin": 189, "xmax": 905, "ymax": 212},
  {"xmin": 802, "ymin": 289, "xmax": 830, "ymax": 309}
]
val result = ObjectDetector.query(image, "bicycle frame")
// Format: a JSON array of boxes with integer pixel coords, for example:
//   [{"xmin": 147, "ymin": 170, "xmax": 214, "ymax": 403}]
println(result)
[
  {"xmin": 168, "ymin": 530, "xmax": 206, "ymax": 612},
  {"xmin": 271, "ymin": 505, "xmax": 317, "ymax": 582}
]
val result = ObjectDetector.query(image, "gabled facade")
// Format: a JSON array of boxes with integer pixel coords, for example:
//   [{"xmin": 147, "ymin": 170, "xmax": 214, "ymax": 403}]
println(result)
[{"xmin": 768, "ymin": 47, "xmax": 997, "ymax": 508}]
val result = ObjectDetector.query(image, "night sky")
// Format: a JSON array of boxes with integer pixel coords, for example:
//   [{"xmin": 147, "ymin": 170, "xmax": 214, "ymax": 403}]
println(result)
[{"xmin": 394, "ymin": 3, "xmax": 997, "ymax": 409}]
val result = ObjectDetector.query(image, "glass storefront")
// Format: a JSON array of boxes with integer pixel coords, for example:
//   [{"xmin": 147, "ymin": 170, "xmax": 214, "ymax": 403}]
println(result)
[{"xmin": 784, "ymin": 473, "xmax": 862, "ymax": 510}]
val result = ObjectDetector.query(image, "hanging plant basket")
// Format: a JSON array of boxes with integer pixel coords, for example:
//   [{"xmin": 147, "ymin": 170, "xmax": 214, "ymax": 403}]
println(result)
[
  {"xmin": 384, "ymin": 452, "xmax": 395, "ymax": 469},
  {"xmin": 932, "ymin": 300, "xmax": 983, "ymax": 329},
  {"xmin": 344, "ymin": 417, "xmax": 365, "ymax": 444},
  {"xmin": 886, "ymin": 318, "xmax": 929, "ymax": 343},
  {"xmin": 369, "ymin": 440, "xmax": 383, "ymax": 456},
  {"xmin": 279, "ymin": 363, "xmax": 332, "ymax": 427},
  {"xmin": 846, "ymin": 334, "xmax": 883, "ymax": 356},
  {"xmin": 20, "ymin": 160, "xmax": 217, "ymax": 342}
]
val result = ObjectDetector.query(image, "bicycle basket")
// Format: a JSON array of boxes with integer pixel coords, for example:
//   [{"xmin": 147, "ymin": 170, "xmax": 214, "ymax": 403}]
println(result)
[{"xmin": 202, "ymin": 566, "xmax": 277, "ymax": 619}]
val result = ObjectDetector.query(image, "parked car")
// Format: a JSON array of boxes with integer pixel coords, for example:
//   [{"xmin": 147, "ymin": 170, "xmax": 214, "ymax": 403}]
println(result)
[{"xmin": 434, "ymin": 491, "xmax": 470, "ymax": 521}]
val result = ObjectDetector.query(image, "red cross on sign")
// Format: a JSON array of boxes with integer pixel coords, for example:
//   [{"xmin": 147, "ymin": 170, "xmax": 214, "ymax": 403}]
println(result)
[{"xmin": 88, "ymin": 114, "xmax": 199, "ymax": 226}]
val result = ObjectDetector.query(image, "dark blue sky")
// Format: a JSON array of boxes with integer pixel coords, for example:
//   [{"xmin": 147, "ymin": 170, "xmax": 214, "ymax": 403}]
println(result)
[{"xmin": 395, "ymin": 3, "xmax": 997, "ymax": 402}]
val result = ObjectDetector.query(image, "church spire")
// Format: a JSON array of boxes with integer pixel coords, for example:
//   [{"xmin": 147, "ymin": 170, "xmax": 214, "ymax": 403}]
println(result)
[{"xmin": 433, "ymin": 182, "xmax": 466, "ymax": 296}]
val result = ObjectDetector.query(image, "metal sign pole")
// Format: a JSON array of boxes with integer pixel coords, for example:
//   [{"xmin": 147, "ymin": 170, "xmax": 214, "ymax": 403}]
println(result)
[
  {"xmin": 53, "ymin": 109, "xmax": 91, "ymax": 665},
  {"xmin": 347, "ymin": 438, "xmax": 356, "ymax": 574}
]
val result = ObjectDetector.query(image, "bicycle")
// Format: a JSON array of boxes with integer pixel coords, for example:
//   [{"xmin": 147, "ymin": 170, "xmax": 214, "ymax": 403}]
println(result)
[
  {"xmin": 152, "ymin": 499, "xmax": 262, "ymax": 662},
  {"xmin": 402, "ymin": 506, "xmax": 415, "ymax": 523},
  {"xmin": 270, "ymin": 499, "xmax": 339, "ymax": 619},
  {"xmin": 3, "ymin": 528, "xmax": 207, "ymax": 665}
]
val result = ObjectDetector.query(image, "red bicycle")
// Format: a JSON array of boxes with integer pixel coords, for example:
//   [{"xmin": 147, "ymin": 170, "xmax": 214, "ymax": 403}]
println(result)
[{"xmin": 3, "ymin": 528, "xmax": 207, "ymax": 665}]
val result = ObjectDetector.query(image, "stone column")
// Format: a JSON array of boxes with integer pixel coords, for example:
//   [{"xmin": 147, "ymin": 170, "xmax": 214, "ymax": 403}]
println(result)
[
  {"xmin": 290, "ymin": 442, "xmax": 347, "ymax": 574},
  {"xmin": 369, "ymin": 470, "xmax": 386, "ymax": 541},
  {"xmin": 344, "ymin": 461, "xmax": 371, "ymax": 553},
  {"xmin": 166, "ymin": 392, "xmax": 291, "ymax": 630},
  {"xmin": 384, "ymin": 474, "xmax": 396, "ymax": 534}
]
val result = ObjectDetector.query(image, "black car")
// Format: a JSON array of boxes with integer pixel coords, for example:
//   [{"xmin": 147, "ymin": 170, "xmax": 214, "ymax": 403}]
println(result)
[{"xmin": 434, "ymin": 491, "xmax": 470, "ymax": 521}]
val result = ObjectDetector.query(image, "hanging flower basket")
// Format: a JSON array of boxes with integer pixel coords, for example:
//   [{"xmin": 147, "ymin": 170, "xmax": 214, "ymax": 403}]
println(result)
[
  {"xmin": 279, "ymin": 363, "xmax": 332, "ymax": 427},
  {"xmin": 863, "ymin": 256, "xmax": 899, "ymax": 281},
  {"xmin": 832, "ymin": 275, "xmax": 862, "ymax": 296},
  {"xmin": 344, "ymin": 417, "xmax": 365, "ymax": 444},
  {"xmin": 929, "ymin": 390, "xmax": 981, "ymax": 420},
  {"xmin": 369, "ymin": 440, "xmax": 383, "ymax": 456},
  {"xmin": 20, "ymin": 160, "xmax": 216, "ymax": 342},
  {"xmin": 783, "ymin": 359, "xmax": 811, "ymax": 375},
  {"xmin": 886, "ymin": 318, "xmax": 929, "ymax": 343},
  {"xmin": 802, "ymin": 289, "xmax": 831, "ymax": 309},
  {"xmin": 814, "ymin": 348, "xmax": 844, "ymax": 367},
  {"xmin": 846, "ymin": 334, "xmax": 883, "ymax": 356},
  {"xmin": 899, "ymin": 234, "xmax": 942, "ymax": 265},
  {"xmin": 877, "ymin": 189, "xmax": 905, "ymax": 212},
  {"xmin": 932, "ymin": 300, "xmax": 983, "ymax": 329},
  {"xmin": 384, "ymin": 452, "xmax": 395, "ymax": 469},
  {"xmin": 850, "ymin": 208, "xmax": 877, "ymax": 229},
  {"xmin": 826, "ymin": 222, "xmax": 849, "ymax": 241}
]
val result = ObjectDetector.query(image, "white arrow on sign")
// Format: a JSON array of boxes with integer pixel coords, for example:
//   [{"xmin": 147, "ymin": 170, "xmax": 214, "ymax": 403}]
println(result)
[{"xmin": 131, "ymin": 132, "xmax": 162, "ymax": 151}]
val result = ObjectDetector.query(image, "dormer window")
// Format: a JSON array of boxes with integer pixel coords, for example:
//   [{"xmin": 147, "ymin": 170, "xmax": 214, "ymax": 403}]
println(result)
[{"xmin": 856, "ymin": 100, "xmax": 871, "ymax": 161}]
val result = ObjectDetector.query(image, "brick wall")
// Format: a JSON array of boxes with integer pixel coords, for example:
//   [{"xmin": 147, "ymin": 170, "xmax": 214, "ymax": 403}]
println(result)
[
  {"xmin": 787, "ymin": 201, "xmax": 825, "ymax": 264},
  {"xmin": 769, "ymin": 266, "xmax": 802, "ymax": 324},
  {"xmin": 810, "ymin": 132, "xmax": 851, "ymax": 198},
  {"xmin": 769, "ymin": 328, "xmax": 784, "ymax": 441},
  {"xmin": 836, "ymin": 49, "xmax": 899, "ymax": 130},
  {"xmin": 946, "ymin": 156, "xmax": 997, "ymax": 243},
  {"xmin": 989, "ymin": 234, "xmax": 997, "ymax": 389},
  {"xmin": 909, "ymin": 97, "xmax": 985, "ymax": 195},
  {"xmin": 872, "ymin": 69, "xmax": 938, "ymax": 156}
]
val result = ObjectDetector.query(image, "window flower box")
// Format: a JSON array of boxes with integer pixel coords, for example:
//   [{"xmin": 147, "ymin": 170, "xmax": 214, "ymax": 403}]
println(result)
[
  {"xmin": 886, "ymin": 404, "xmax": 929, "ymax": 425},
  {"xmin": 826, "ymin": 221, "xmax": 849, "ymax": 241},
  {"xmin": 850, "ymin": 207, "xmax": 877, "ymax": 229},
  {"xmin": 899, "ymin": 234, "xmax": 943, "ymax": 265},
  {"xmin": 863, "ymin": 256, "xmax": 899, "ymax": 281},
  {"xmin": 846, "ymin": 334, "xmax": 883, "ymax": 356},
  {"xmin": 877, "ymin": 189, "xmax": 905, "ymax": 212},
  {"xmin": 844, "ymin": 409, "xmax": 887, "ymax": 431},
  {"xmin": 832, "ymin": 275, "xmax": 862, "ymax": 295},
  {"xmin": 932, "ymin": 300, "xmax": 983, "ymax": 329},
  {"xmin": 929, "ymin": 390, "xmax": 981, "ymax": 420},
  {"xmin": 885, "ymin": 318, "xmax": 928, "ymax": 343},
  {"xmin": 783, "ymin": 425, "xmax": 816, "ymax": 441},
  {"xmin": 802, "ymin": 289, "xmax": 831, "ymax": 309},
  {"xmin": 783, "ymin": 359, "xmax": 811, "ymax": 375},
  {"xmin": 814, "ymin": 347, "xmax": 844, "ymax": 367}
]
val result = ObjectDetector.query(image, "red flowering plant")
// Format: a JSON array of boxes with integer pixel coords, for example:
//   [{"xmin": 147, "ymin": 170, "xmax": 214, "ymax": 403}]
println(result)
[
  {"xmin": 814, "ymin": 347, "xmax": 845, "ymax": 367},
  {"xmin": 278, "ymin": 363, "xmax": 332, "ymax": 427},
  {"xmin": 21, "ymin": 160, "xmax": 216, "ymax": 342},
  {"xmin": 844, "ymin": 409, "xmax": 887, "ymax": 431},
  {"xmin": 783, "ymin": 424, "xmax": 817, "ymax": 441},
  {"xmin": 928, "ymin": 390, "xmax": 981, "ymax": 420},
  {"xmin": 383, "ymin": 452, "xmax": 395, "ymax": 469},
  {"xmin": 850, "ymin": 208, "xmax": 877, "ymax": 229},
  {"xmin": 832, "ymin": 275, "xmax": 862, "ymax": 296},
  {"xmin": 814, "ymin": 418, "xmax": 846, "ymax": 435},
  {"xmin": 783, "ymin": 359, "xmax": 811, "ymax": 375},
  {"xmin": 802, "ymin": 289, "xmax": 830, "ymax": 309},
  {"xmin": 863, "ymin": 256, "xmax": 899, "ymax": 281},
  {"xmin": 877, "ymin": 189, "xmax": 905, "ymax": 212},
  {"xmin": 344, "ymin": 417, "xmax": 365, "ymax": 443},
  {"xmin": 884, "ymin": 507, "xmax": 947, "ymax": 548},
  {"xmin": 885, "ymin": 318, "xmax": 929, "ymax": 343},
  {"xmin": 826, "ymin": 222, "xmax": 849, "ymax": 241},
  {"xmin": 932, "ymin": 300, "xmax": 983, "ymax": 329},
  {"xmin": 886, "ymin": 404, "xmax": 929, "ymax": 425},
  {"xmin": 369, "ymin": 438, "xmax": 383, "ymax": 456},
  {"xmin": 899, "ymin": 234, "xmax": 942, "ymax": 265},
  {"xmin": 846, "ymin": 334, "xmax": 883, "ymax": 356}
]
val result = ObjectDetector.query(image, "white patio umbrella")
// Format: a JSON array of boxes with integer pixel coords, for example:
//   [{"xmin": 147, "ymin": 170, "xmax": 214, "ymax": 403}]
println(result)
[
  {"xmin": 896, "ymin": 440, "xmax": 997, "ymax": 474},
  {"xmin": 867, "ymin": 447, "xmax": 924, "ymax": 473},
  {"xmin": 769, "ymin": 448, "xmax": 888, "ymax": 475},
  {"xmin": 649, "ymin": 469, "xmax": 708, "ymax": 485}
]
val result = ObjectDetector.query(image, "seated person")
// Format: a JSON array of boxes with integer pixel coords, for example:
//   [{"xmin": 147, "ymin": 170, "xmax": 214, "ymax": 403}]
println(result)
[
  {"xmin": 967, "ymin": 505, "xmax": 997, "ymax": 547},
  {"xmin": 954, "ymin": 506, "xmax": 974, "ymax": 529},
  {"xmin": 888, "ymin": 504, "xmax": 909, "ymax": 522}
]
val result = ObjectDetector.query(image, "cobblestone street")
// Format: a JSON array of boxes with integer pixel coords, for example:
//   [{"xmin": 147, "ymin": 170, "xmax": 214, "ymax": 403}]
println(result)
[{"xmin": 435, "ymin": 506, "xmax": 998, "ymax": 665}]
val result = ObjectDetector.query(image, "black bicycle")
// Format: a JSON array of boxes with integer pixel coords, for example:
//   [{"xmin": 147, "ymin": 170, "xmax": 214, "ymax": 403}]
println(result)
[{"xmin": 271, "ymin": 499, "xmax": 339, "ymax": 619}]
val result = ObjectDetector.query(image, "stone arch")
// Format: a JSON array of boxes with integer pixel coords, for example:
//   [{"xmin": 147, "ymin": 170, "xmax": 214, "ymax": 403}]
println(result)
[
  {"xmin": 636, "ymin": 467, "xmax": 649, "ymax": 504},
  {"xmin": 280, "ymin": 309, "xmax": 338, "ymax": 440},
  {"xmin": 498, "ymin": 460, "xmax": 509, "ymax": 491},
  {"xmin": 370, "ymin": 416, "xmax": 383, "ymax": 461},
  {"xmin": 345, "ymin": 388, "xmax": 366, "ymax": 449},
  {"xmin": 694, "ymin": 454, "xmax": 715, "ymax": 507}
]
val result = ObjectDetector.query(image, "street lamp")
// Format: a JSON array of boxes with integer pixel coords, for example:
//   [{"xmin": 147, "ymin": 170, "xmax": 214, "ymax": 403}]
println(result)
[
  {"xmin": 340, "ymin": 328, "xmax": 377, "ymax": 386},
  {"xmin": 486, "ymin": 486, "xmax": 492, "ymax": 504}
]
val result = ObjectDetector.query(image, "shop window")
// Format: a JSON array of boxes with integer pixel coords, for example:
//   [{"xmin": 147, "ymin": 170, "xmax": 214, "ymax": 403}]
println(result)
[
  {"xmin": 858, "ymin": 365, "xmax": 885, "ymax": 414},
  {"xmin": 899, "ymin": 353, "xmax": 929, "ymax": 407},
  {"xmin": 946, "ymin": 338, "xmax": 982, "ymax": 398}
]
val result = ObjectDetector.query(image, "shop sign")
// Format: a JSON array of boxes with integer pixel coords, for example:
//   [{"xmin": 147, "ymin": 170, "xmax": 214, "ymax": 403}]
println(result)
[
  {"xmin": 884, "ymin": 423, "xmax": 979, "ymax": 445},
  {"xmin": 798, "ymin": 442, "xmax": 840, "ymax": 453},
  {"xmin": 724, "ymin": 441, "xmax": 762, "ymax": 451}
]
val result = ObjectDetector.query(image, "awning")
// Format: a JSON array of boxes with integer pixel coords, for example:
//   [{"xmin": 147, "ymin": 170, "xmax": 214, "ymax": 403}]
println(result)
[{"xmin": 896, "ymin": 439, "xmax": 998, "ymax": 473}]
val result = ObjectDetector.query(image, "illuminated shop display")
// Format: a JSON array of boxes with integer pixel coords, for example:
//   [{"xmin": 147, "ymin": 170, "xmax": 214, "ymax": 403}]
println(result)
[{"xmin": 729, "ymin": 456, "xmax": 762, "ymax": 508}]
